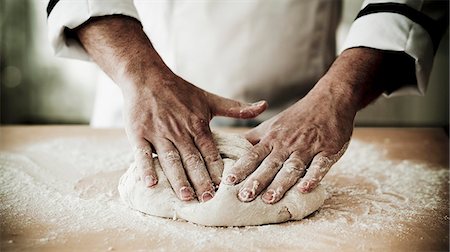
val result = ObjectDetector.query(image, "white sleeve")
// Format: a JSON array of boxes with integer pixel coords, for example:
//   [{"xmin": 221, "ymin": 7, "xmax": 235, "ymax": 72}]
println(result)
[
  {"xmin": 47, "ymin": 0, "xmax": 140, "ymax": 61},
  {"xmin": 341, "ymin": 0, "xmax": 448, "ymax": 96}
]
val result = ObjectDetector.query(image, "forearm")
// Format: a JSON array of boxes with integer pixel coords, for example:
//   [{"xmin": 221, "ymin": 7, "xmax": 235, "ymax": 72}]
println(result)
[
  {"xmin": 75, "ymin": 15, "xmax": 169, "ymax": 89},
  {"xmin": 314, "ymin": 47, "xmax": 414, "ymax": 112},
  {"xmin": 323, "ymin": 48, "xmax": 385, "ymax": 109}
]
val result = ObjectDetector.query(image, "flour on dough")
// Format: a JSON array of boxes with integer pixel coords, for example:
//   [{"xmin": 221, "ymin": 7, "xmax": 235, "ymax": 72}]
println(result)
[{"xmin": 118, "ymin": 131, "xmax": 327, "ymax": 226}]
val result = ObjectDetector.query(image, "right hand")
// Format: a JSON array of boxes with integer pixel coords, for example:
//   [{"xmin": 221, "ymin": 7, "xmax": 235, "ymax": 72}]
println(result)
[{"xmin": 123, "ymin": 67, "xmax": 267, "ymax": 202}]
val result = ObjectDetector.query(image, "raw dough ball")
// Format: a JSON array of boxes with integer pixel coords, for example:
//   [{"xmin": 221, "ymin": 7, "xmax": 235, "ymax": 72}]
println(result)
[{"xmin": 118, "ymin": 132, "xmax": 327, "ymax": 226}]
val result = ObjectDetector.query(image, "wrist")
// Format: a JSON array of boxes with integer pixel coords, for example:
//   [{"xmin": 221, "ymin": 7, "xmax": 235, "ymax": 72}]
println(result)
[
  {"xmin": 120, "ymin": 69, "xmax": 176, "ymax": 100},
  {"xmin": 315, "ymin": 47, "xmax": 388, "ymax": 111},
  {"xmin": 75, "ymin": 15, "xmax": 174, "ymax": 93},
  {"xmin": 308, "ymin": 77, "xmax": 359, "ymax": 117},
  {"xmin": 119, "ymin": 63, "xmax": 166, "ymax": 89}
]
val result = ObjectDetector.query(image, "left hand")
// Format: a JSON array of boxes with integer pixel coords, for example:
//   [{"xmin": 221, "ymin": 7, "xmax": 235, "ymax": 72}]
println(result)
[
  {"xmin": 222, "ymin": 79, "xmax": 355, "ymax": 203},
  {"xmin": 222, "ymin": 47, "xmax": 389, "ymax": 204}
]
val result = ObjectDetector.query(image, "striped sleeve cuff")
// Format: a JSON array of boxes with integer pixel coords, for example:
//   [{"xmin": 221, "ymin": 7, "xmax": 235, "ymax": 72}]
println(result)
[
  {"xmin": 342, "ymin": 1, "xmax": 446, "ymax": 96},
  {"xmin": 47, "ymin": 0, "xmax": 140, "ymax": 61}
]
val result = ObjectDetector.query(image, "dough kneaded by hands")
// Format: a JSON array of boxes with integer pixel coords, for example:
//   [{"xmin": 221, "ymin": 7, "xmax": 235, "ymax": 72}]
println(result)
[{"xmin": 118, "ymin": 132, "xmax": 327, "ymax": 227}]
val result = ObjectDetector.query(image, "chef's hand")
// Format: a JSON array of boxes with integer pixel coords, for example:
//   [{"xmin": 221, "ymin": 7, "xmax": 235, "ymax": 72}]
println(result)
[
  {"xmin": 123, "ymin": 71, "xmax": 266, "ymax": 203},
  {"xmin": 75, "ymin": 15, "xmax": 267, "ymax": 202},
  {"xmin": 224, "ymin": 47, "xmax": 393, "ymax": 203}
]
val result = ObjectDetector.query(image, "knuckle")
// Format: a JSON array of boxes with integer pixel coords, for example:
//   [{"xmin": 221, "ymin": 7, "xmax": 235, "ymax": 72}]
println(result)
[
  {"xmin": 203, "ymin": 153, "xmax": 221, "ymax": 164},
  {"xmin": 135, "ymin": 146, "xmax": 152, "ymax": 157},
  {"xmin": 264, "ymin": 131, "xmax": 280, "ymax": 142},
  {"xmin": 262, "ymin": 158, "xmax": 283, "ymax": 171},
  {"xmin": 247, "ymin": 145, "xmax": 269, "ymax": 161},
  {"xmin": 196, "ymin": 136, "xmax": 216, "ymax": 151},
  {"xmin": 276, "ymin": 151, "xmax": 304, "ymax": 174},
  {"xmin": 247, "ymin": 150, "xmax": 261, "ymax": 161},
  {"xmin": 299, "ymin": 177, "xmax": 319, "ymax": 192},
  {"xmin": 285, "ymin": 163, "xmax": 306, "ymax": 175},
  {"xmin": 161, "ymin": 150, "xmax": 181, "ymax": 164},
  {"xmin": 190, "ymin": 118, "xmax": 209, "ymax": 135},
  {"xmin": 312, "ymin": 170, "xmax": 325, "ymax": 181},
  {"xmin": 132, "ymin": 127, "xmax": 149, "ymax": 139},
  {"xmin": 184, "ymin": 154, "xmax": 203, "ymax": 168},
  {"xmin": 286, "ymin": 156, "xmax": 304, "ymax": 166},
  {"xmin": 312, "ymin": 160, "xmax": 333, "ymax": 176},
  {"xmin": 315, "ymin": 156, "xmax": 332, "ymax": 167},
  {"xmin": 240, "ymin": 109, "xmax": 256, "ymax": 118},
  {"xmin": 313, "ymin": 154, "xmax": 338, "ymax": 173}
]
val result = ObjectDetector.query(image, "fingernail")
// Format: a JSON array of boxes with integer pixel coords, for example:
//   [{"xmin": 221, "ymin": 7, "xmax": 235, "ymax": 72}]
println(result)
[
  {"xmin": 252, "ymin": 101, "xmax": 265, "ymax": 106},
  {"xmin": 262, "ymin": 190, "xmax": 276, "ymax": 204},
  {"xmin": 144, "ymin": 175, "xmax": 157, "ymax": 187},
  {"xmin": 200, "ymin": 191, "xmax": 214, "ymax": 202},
  {"xmin": 180, "ymin": 186, "xmax": 194, "ymax": 201},
  {"xmin": 224, "ymin": 174, "xmax": 237, "ymax": 185},
  {"xmin": 298, "ymin": 180, "xmax": 310, "ymax": 193},
  {"xmin": 238, "ymin": 188, "xmax": 254, "ymax": 202}
]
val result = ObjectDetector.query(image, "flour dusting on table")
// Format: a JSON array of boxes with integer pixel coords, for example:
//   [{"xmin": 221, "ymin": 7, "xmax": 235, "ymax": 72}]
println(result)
[{"xmin": 0, "ymin": 137, "xmax": 448, "ymax": 250}]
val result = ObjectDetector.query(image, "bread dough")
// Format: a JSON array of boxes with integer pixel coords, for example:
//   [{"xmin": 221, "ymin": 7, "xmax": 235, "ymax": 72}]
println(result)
[{"xmin": 118, "ymin": 132, "xmax": 327, "ymax": 226}]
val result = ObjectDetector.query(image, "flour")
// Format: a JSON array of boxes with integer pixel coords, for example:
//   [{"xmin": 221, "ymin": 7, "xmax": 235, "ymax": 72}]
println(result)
[{"xmin": 0, "ymin": 135, "xmax": 448, "ymax": 250}]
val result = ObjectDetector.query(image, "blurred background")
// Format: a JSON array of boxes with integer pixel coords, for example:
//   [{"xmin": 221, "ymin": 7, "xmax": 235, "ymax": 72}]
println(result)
[{"xmin": 1, "ymin": 0, "xmax": 448, "ymax": 126}]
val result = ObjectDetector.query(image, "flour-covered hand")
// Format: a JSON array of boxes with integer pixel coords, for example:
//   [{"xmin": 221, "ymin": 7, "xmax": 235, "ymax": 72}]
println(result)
[
  {"xmin": 123, "ymin": 71, "xmax": 267, "ymax": 203},
  {"xmin": 223, "ymin": 80, "xmax": 355, "ymax": 203},
  {"xmin": 75, "ymin": 15, "xmax": 268, "ymax": 202},
  {"xmin": 223, "ymin": 47, "xmax": 390, "ymax": 204}
]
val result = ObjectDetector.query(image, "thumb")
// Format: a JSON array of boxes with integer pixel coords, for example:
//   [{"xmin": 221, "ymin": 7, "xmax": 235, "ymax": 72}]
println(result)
[
  {"xmin": 244, "ymin": 126, "xmax": 263, "ymax": 145},
  {"xmin": 209, "ymin": 94, "xmax": 268, "ymax": 119},
  {"xmin": 244, "ymin": 118, "xmax": 270, "ymax": 145}
]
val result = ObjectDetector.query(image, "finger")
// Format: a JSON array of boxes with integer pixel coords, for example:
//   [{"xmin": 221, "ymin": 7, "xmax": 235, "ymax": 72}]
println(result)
[
  {"xmin": 297, "ymin": 142, "xmax": 349, "ymax": 193},
  {"xmin": 176, "ymin": 138, "xmax": 215, "ymax": 202},
  {"xmin": 244, "ymin": 125, "xmax": 264, "ymax": 145},
  {"xmin": 209, "ymin": 94, "xmax": 268, "ymax": 119},
  {"xmin": 222, "ymin": 142, "xmax": 271, "ymax": 185},
  {"xmin": 261, "ymin": 151, "xmax": 310, "ymax": 204},
  {"xmin": 154, "ymin": 138, "xmax": 194, "ymax": 201},
  {"xmin": 133, "ymin": 138, "xmax": 158, "ymax": 188},
  {"xmin": 192, "ymin": 127, "xmax": 224, "ymax": 187},
  {"xmin": 237, "ymin": 149, "xmax": 289, "ymax": 202}
]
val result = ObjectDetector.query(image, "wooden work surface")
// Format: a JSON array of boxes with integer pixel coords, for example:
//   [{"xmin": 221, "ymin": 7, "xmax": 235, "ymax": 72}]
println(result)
[{"xmin": 0, "ymin": 126, "xmax": 448, "ymax": 251}]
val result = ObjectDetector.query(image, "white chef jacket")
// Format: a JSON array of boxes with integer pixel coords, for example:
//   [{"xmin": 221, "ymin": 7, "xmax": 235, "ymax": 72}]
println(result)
[{"xmin": 47, "ymin": 0, "xmax": 447, "ymax": 127}]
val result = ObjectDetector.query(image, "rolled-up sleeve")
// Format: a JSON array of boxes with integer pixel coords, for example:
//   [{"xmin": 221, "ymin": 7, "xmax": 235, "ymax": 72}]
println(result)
[
  {"xmin": 342, "ymin": 0, "xmax": 448, "ymax": 96},
  {"xmin": 47, "ymin": 0, "xmax": 140, "ymax": 61}
]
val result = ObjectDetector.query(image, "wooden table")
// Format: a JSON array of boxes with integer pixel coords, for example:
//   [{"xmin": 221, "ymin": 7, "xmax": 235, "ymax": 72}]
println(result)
[{"xmin": 0, "ymin": 126, "xmax": 448, "ymax": 251}]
